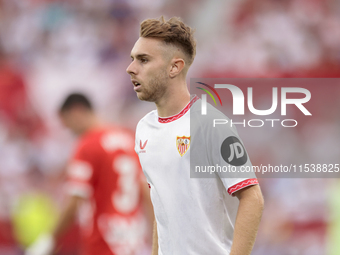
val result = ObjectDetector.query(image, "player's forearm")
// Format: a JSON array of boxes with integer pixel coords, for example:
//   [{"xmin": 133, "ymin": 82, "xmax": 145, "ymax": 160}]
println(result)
[
  {"xmin": 152, "ymin": 219, "xmax": 159, "ymax": 255},
  {"xmin": 230, "ymin": 185, "xmax": 264, "ymax": 255},
  {"xmin": 141, "ymin": 178, "xmax": 155, "ymax": 225},
  {"xmin": 53, "ymin": 195, "xmax": 81, "ymax": 239}
]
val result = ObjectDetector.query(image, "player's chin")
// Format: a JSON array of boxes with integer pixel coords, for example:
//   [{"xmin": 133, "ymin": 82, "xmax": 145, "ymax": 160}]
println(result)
[
  {"xmin": 136, "ymin": 91, "xmax": 144, "ymax": 100},
  {"xmin": 136, "ymin": 92, "xmax": 153, "ymax": 102}
]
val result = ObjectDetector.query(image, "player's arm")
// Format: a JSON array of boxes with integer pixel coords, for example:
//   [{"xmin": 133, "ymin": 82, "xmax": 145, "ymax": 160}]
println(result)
[
  {"xmin": 152, "ymin": 219, "xmax": 159, "ymax": 255},
  {"xmin": 140, "ymin": 175, "xmax": 156, "ymax": 252},
  {"xmin": 140, "ymin": 177, "xmax": 154, "ymax": 227},
  {"xmin": 53, "ymin": 194, "xmax": 83, "ymax": 239},
  {"xmin": 229, "ymin": 184, "xmax": 264, "ymax": 255}
]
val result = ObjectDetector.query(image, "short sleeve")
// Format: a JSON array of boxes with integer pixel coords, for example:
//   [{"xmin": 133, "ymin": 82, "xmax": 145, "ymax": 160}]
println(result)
[
  {"xmin": 190, "ymin": 102, "xmax": 259, "ymax": 196},
  {"xmin": 209, "ymin": 122, "xmax": 258, "ymax": 196},
  {"xmin": 65, "ymin": 143, "xmax": 96, "ymax": 198}
]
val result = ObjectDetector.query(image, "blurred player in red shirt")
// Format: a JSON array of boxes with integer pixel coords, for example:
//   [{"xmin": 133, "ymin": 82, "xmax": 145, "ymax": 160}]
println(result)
[{"xmin": 26, "ymin": 93, "xmax": 152, "ymax": 255}]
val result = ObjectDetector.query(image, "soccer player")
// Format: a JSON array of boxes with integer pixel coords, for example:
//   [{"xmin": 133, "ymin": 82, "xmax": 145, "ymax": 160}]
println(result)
[
  {"xmin": 126, "ymin": 17, "xmax": 264, "ymax": 255},
  {"xmin": 26, "ymin": 93, "xmax": 152, "ymax": 255}
]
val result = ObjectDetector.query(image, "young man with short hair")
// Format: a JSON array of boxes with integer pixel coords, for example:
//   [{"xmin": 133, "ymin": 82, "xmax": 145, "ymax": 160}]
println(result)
[{"xmin": 127, "ymin": 17, "xmax": 264, "ymax": 255}]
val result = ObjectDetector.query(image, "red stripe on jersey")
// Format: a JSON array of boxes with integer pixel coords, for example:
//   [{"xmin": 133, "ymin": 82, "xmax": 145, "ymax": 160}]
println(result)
[
  {"xmin": 227, "ymin": 178, "xmax": 258, "ymax": 195},
  {"xmin": 158, "ymin": 96, "xmax": 199, "ymax": 123}
]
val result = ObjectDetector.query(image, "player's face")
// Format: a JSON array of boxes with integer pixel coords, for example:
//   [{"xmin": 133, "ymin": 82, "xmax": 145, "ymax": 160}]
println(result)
[
  {"xmin": 59, "ymin": 109, "xmax": 85, "ymax": 135},
  {"xmin": 126, "ymin": 37, "xmax": 170, "ymax": 102}
]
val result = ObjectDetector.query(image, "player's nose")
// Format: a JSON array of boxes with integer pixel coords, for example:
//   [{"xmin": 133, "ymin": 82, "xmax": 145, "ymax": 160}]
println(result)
[{"xmin": 126, "ymin": 61, "xmax": 137, "ymax": 75}]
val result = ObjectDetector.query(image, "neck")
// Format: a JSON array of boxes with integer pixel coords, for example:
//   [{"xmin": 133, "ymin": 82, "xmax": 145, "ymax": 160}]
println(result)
[
  {"xmin": 155, "ymin": 79, "xmax": 191, "ymax": 117},
  {"xmin": 80, "ymin": 115, "xmax": 102, "ymax": 135}
]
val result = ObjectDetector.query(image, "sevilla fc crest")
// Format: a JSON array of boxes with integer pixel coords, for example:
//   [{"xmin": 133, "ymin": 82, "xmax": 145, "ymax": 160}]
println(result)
[{"xmin": 176, "ymin": 136, "xmax": 190, "ymax": 156}]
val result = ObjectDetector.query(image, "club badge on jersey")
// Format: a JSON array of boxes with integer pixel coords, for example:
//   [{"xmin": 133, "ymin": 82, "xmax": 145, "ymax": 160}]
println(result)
[{"xmin": 176, "ymin": 136, "xmax": 190, "ymax": 156}]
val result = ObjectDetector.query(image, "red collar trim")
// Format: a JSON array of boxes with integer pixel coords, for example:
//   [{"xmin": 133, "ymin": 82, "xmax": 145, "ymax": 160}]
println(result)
[{"xmin": 158, "ymin": 96, "xmax": 199, "ymax": 123}]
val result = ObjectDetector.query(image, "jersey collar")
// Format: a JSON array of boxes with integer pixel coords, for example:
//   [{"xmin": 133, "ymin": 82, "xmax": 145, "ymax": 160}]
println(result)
[{"xmin": 158, "ymin": 95, "xmax": 199, "ymax": 123}]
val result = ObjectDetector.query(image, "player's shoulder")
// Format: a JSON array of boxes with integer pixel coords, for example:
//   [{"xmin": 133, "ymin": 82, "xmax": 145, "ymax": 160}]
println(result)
[
  {"xmin": 191, "ymin": 98, "xmax": 231, "ymax": 126},
  {"xmin": 77, "ymin": 129, "xmax": 101, "ymax": 148},
  {"xmin": 78, "ymin": 126, "xmax": 134, "ymax": 153},
  {"xmin": 100, "ymin": 125, "xmax": 135, "ymax": 152},
  {"xmin": 190, "ymin": 97, "xmax": 242, "ymax": 141},
  {"xmin": 75, "ymin": 131, "xmax": 101, "ymax": 158},
  {"xmin": 191, "ymin": 98, "xmax": 229, "ymax": 119},
  {"xmin": 136, "ymin": 110, "xmax": 158, "ymax": 130}
]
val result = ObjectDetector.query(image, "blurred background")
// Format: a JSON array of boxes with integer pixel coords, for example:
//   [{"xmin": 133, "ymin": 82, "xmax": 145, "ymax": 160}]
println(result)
[{"xmin": 0, "ymin": 0, "xmax": 339, "ymax": 254}]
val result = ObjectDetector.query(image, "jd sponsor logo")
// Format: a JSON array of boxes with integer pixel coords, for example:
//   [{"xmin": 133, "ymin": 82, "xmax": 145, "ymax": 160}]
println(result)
[{"xmin": 221, "ymin": 136, "xmax": 248, "ymax": 166}]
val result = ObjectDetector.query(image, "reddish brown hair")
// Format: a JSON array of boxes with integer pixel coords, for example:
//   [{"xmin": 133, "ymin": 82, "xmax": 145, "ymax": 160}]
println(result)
[{"xmin": 140, "ymin": 16, "xmax": 196, "ymax": 65}]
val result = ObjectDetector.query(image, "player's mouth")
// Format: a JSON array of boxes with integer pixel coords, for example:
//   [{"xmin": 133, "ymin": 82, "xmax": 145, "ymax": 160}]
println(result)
[{"xmin": 132, "ymin": 79, "xmax": 142, "ymax": 91}]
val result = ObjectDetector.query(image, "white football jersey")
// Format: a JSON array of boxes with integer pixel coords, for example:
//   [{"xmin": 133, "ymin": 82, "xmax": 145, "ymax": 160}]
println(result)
[{"xmin": 135, "ymin": 96, "xmax": 258, "ymax": 255}]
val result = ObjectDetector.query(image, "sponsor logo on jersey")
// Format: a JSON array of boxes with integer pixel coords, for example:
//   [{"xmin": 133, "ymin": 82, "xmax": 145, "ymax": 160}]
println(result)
[
  {"xmin": 139, "ymin": 140, "xmax": 148, "ymax": 153},
  {"xmin": 220, "ymin": 136, "xmax": 248, "ymax": 166},
  {"xmin": 176, "ymin": 136, "xmax": 190, "ymax": 156}
]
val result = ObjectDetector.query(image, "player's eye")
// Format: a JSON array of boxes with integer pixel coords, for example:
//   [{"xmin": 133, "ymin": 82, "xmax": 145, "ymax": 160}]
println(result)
[{"xmin": 140, "ymin": 58, "xmax": 148, "ymax": 63}]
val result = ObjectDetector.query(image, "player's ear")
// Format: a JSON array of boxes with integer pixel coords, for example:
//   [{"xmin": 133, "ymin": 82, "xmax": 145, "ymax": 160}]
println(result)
[{"xmin": 169, "ymin": 58, "xmax": 185, "ymax": 78}]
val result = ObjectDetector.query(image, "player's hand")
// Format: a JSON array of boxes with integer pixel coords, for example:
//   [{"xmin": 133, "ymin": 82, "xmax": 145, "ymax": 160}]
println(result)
[{"xmin": 25, "ymin": 233, "xmax": 55, "ymax": 255}]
